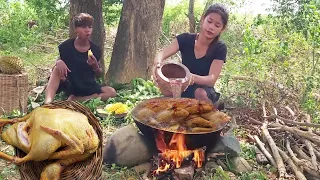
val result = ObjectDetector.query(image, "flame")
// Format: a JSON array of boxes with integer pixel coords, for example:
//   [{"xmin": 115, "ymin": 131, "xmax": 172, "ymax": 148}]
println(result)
[
  {"xmin": 154, "ymin": 131, "xmax": 205, "ymax": 174},
  {"xmin": 193, "ymin": 149, "xmax": 205, "ymax": 168},
  {"xmin": 154, "ymin": 163, "xmax": 170, "ymax": 174}
]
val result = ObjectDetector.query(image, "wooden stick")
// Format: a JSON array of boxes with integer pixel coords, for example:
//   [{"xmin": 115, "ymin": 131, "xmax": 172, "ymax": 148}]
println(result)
[
  {"xmin": 265, "ymin": 115, "xmax": 320, "ymax": 129},
  {"xmin": 285, "ymin": 106, "xmax": 295, "ymax": 117},
  {"xmin": 292, "ymin": 145, "xmax": 311, "ymax": 161},
  {"xmin": 269, "ymin": 123, "xmax": 320, "ymax": 146},
  {"xmin": 286, "ymin": 140, "xmax": 307, "ymax": 166},
  {"xmin": 314, "ymin": 130, "xmax": 320, "ymax": 136},
  {"xmin": 303, "ymin": 114, "xmax": 318, "ymax": 171},
  {"xmin": 253, "ymin": 135, "xmax": 276, "ymax": 166},
  {"xmin": 285, "ymin": 139, "xmax": 319, "ymax": 176},
  {"xmin": 243, "ymin": 115, "xmax": 263, "ymax": 125},
  {"xmin": 312, "ymin": 145, "xmax": 320, "ymax": 160},
  {"xmin": 262, "ymin": 123, "xmax": 287, "ymax": 179},
  {"xmin": 273, "ymin": 106, "xmax": 280, "ymax": 123},
  {"xmin": 304, "ymin": 168, "xmax": 320, "ymax": 179},
  {"xmin": 278, "ymin": 148, "xmax": 307, "ymax": 180}
]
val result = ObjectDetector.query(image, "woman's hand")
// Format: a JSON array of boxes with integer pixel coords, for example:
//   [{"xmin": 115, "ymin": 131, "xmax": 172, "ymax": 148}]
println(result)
[
  {"xmin": 152, "ymin": 62, "xmax": 161, "ymax": 85},
  {"xmin": 55, "ymin": 60, "xmax": 71, "ymax": 79},
  {"xmin": 183, "ymin": 74, "xmax": 195, "ymax": 92}
]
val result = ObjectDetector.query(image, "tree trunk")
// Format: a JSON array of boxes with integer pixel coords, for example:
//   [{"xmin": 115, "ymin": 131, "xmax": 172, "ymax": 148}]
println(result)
[
  {"xmin": 202, "ymin": 0, "xmax": 214, "ymax": 17},
  {"xmin": 69, "ymin": 0, "xmax": 106, "ymax": 77},
  {"xmin": 188, "ymin": 0, "xmax": 195, "ymax": 33},
  {"xmin": 105, "ymin": 0, "xmax": 165, "ymax": 84}
]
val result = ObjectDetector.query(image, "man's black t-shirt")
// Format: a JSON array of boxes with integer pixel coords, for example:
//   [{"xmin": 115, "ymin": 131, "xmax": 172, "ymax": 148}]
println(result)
[
  {"xmin": 58, "ymin": 38, "xmax": 102, "ymax": 96},
  {"xmin": 176, "ymin": 33, "xmax": 227, "ymax": 76}
]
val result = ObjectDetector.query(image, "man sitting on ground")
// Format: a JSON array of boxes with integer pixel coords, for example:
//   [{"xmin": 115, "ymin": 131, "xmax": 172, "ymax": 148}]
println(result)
[{"xmin": 44, "ymin": 13, "xmax": 116, "ymax": 104}]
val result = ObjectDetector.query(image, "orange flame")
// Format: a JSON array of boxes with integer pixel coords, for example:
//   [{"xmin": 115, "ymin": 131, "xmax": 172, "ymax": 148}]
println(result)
[
  {"xmin": 154, "ymin": 163, "xmax": 170, "ymax": 174},
  {"xmin": 154, "ymin": 131, "xmax": 205, "ymax": 174}
]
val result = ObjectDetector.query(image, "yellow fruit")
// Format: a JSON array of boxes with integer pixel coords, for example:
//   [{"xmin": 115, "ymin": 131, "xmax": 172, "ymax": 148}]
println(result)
[
  {"xmin": 0, "ymin": 56, "xmax": 24, "ymax": 74},
  {"xmin": 88, "ymin": 49, "xmax": 93, "ymax": 57},
  {"xmin": 104, "ymin": 103, "xmax": 128, "ymax": 114}
]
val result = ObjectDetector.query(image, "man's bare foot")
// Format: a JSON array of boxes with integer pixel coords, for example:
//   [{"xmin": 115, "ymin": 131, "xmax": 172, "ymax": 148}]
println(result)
[{"xmin": 67, "ymin": 95, "xmax": 76, "ymax": 101}]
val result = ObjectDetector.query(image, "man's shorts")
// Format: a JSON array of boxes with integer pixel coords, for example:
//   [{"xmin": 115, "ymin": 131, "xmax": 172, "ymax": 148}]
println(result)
[{"xmin": 56, "ymin": 79, "xmax": 102, "ymax": 97}]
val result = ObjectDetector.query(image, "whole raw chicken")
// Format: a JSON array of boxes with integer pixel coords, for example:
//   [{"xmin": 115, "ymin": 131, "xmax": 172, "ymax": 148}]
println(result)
[{"xmin": 0, "ymin": 106, "xmax": 99, "ymax": 180}]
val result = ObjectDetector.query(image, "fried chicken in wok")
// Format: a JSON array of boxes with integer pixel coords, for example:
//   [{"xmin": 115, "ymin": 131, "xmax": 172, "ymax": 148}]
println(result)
[{"xmin": 132, "ymin": 98, "xmax": 231, "ymax": 134}]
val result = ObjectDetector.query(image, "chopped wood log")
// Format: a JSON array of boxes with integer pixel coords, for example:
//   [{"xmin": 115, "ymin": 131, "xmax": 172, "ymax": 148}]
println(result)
[
  {"xmin": 261, "ymin": 101, "xmax": 287, "ymax": 179},
  {"xmin": 312, "ymin": 145, "xmax": 320, "ymax": 160},
  {"xmin": 285, "ymin": 106, "xmax": 295, "ymax": 117},
  {"xmin": 253, "ymin": 135, "xmax": 276, "ymax": 166},
  {"xmin": 255, "ymin": 146, "xmax": 269, "ymax": 165},
  {"xmin": 285, "ymin": 140, "xmax": 320, "ymax": 178},
  {"xmin": 269, "ymin": 124, "xmax": 320, "ymax": 146},
  {"xmin": 286, "ymin": 140, "xmax": 308, "ymax": 166},
  {"xmin": 273, "ymin": 107, "xmax": 280, "ymax": 123},
  {"xmin": 303, "ymin": 114, "xmax": 319, "ymax": 171},
  {"xmin": 243, "ymin": 115, "xmax": 263, "ymax": 125},
  {"xmin": 262, "ymin": 123, "xmax": 287, "ymax": 179},
  {"xmin": 278, "ymin": 148, "xmax": 307, "ymax": 180},
  {"xmin": 265, "ymin": 115, "xmax": 320, "ymax": 129},
  {"xmin": 304, "ymin": 168, "xmax": 320, "ymax": 179},
  {"xmin": 292, "ymin": 145, "xmax": 311, "ymax": 161},
  {"xmin": 314, "ymin": 131, "xmax": 320, "ymax": 136}
]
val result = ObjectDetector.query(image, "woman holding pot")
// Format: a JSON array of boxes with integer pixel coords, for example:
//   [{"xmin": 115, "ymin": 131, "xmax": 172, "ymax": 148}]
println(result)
[{"xmin": 153, "ymin": 3, "xmax": 229, "ymax": 108}]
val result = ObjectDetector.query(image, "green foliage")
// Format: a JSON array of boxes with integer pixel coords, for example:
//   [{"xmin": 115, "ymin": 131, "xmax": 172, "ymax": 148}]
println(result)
[
  {"xmin": 0, "ymin": 1, "xmax": 43, "ymax": 48},
  {"xmin": 162, "ymin": 0, "xmax": 204, "ymax": 37},
  {"xmin": 240, "ymin": 142, "xmax": 256, "ymax": 160},
  {"xmin": 103, "ymin": 164, "xmax": 137, "ymax": 180},
  {"xmin": 103, "ymin": 0, "xmax": 122, "ymax": 27},
  {"xmin": 212, "ymin": 166, "xmax": 230, "ymax": 180},
  {"xmin": 0, "ymin": 109, "xmax": 23, "ymax": 119},
  {"xmin": 238, "ymin": 171, "xmax": 268, "ymax": 180},
  {"xmin": 25, "ymin": 0, "xmax": 69, "ymax": 29},
  {"xmin": 107, "ymin": 78, "xmax": 161, "ymax": 106}
]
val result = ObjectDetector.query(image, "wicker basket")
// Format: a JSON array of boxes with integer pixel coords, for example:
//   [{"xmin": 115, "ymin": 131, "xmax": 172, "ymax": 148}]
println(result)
[
  {"xmin": 0, "ymin": 73, "xmax": 29, "ymax": 115},
  {"xmin": 15, "ymin": 101, "xmax": 103, "ymax": 180}
]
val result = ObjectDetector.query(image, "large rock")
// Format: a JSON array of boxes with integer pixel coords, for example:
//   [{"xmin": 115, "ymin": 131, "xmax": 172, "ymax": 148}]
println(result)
[
  {"xmin": 230, "ymin": 157, "xmax": 253, "ymax": 173},
  {"xmin": 103, "ymin": 125, "xmax": 157, "ymax": 167},
  {"xmin": 207, "ymin": 134, "xmax": 241, "ymax": 157}
]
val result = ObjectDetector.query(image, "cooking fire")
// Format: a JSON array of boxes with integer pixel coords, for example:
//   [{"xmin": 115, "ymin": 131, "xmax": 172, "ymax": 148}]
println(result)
[{"xmin": 152, "ymin": 130, "xmax": 206, "ymax": 178}]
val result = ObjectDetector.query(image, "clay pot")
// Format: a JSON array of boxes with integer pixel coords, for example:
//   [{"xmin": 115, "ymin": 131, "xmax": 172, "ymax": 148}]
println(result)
[{"xmin": 154, "ymin": 61, "xmax": 191, "ymax": 95}]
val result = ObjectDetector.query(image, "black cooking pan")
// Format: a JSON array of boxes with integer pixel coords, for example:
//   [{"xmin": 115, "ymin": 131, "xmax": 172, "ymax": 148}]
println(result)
[{"xmin": 131, "ymin": 97, "xmax": 229, "ymax": 150}]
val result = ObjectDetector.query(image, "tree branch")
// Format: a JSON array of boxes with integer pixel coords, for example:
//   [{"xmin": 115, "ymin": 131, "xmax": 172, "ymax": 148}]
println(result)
[
  {"xmin": 265, "ymin": 115, "xmax": 320, "ymax": 129},
  {"xmin": 303, "ymin": 114, "xmax": 319, "ymax": 170},
  {"xmin": 262, "ymin": 123, "xmax": 287, "ymax": 179},
  {"xmin": 278, "ymin": 148, "xmax": 307, "ymax": 180},
  {"xmin": 253, "ymin": 135, "xmax": 276, "ymax": 166},
  {"xmin": 269, "ymin": 124, "xmax": 320, "ymax": 146}
]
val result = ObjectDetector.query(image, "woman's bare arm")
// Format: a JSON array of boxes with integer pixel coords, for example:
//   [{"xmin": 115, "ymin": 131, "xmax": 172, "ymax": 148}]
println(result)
[
  {"xmin": 192, "ymin": 60, "xmax": 224, "ymax": 87},
  {"xmin": 154, "ymin": 38, "xmax": 180, "ymax": 64}
]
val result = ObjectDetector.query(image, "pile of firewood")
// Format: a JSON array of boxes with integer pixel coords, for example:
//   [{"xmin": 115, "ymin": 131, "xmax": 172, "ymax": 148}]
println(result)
[{"xmin": 243, "ymin": 101, "xmax": 320, "ymax": 180}]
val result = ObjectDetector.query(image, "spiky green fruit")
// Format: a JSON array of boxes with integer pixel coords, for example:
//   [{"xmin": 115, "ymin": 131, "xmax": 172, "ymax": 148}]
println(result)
[{"xmin": 0, "ymin": 56, "xmax": 24, "ymax": 74}]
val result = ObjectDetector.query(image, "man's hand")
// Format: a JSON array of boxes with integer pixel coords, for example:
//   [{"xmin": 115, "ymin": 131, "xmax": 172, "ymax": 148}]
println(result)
[
  {"xmin": 87, "ymin": 54, "xmax": 99, "ymax": 70},
  {"xmin": 55, "ymin": 60, "xmax": 71, "ymax": 79}
]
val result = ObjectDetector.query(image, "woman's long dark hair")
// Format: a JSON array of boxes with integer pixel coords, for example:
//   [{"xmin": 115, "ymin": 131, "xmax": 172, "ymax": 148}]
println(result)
[{"xmin": 203, "ymin": 3, "xmax": 229, "ymax": 55}]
